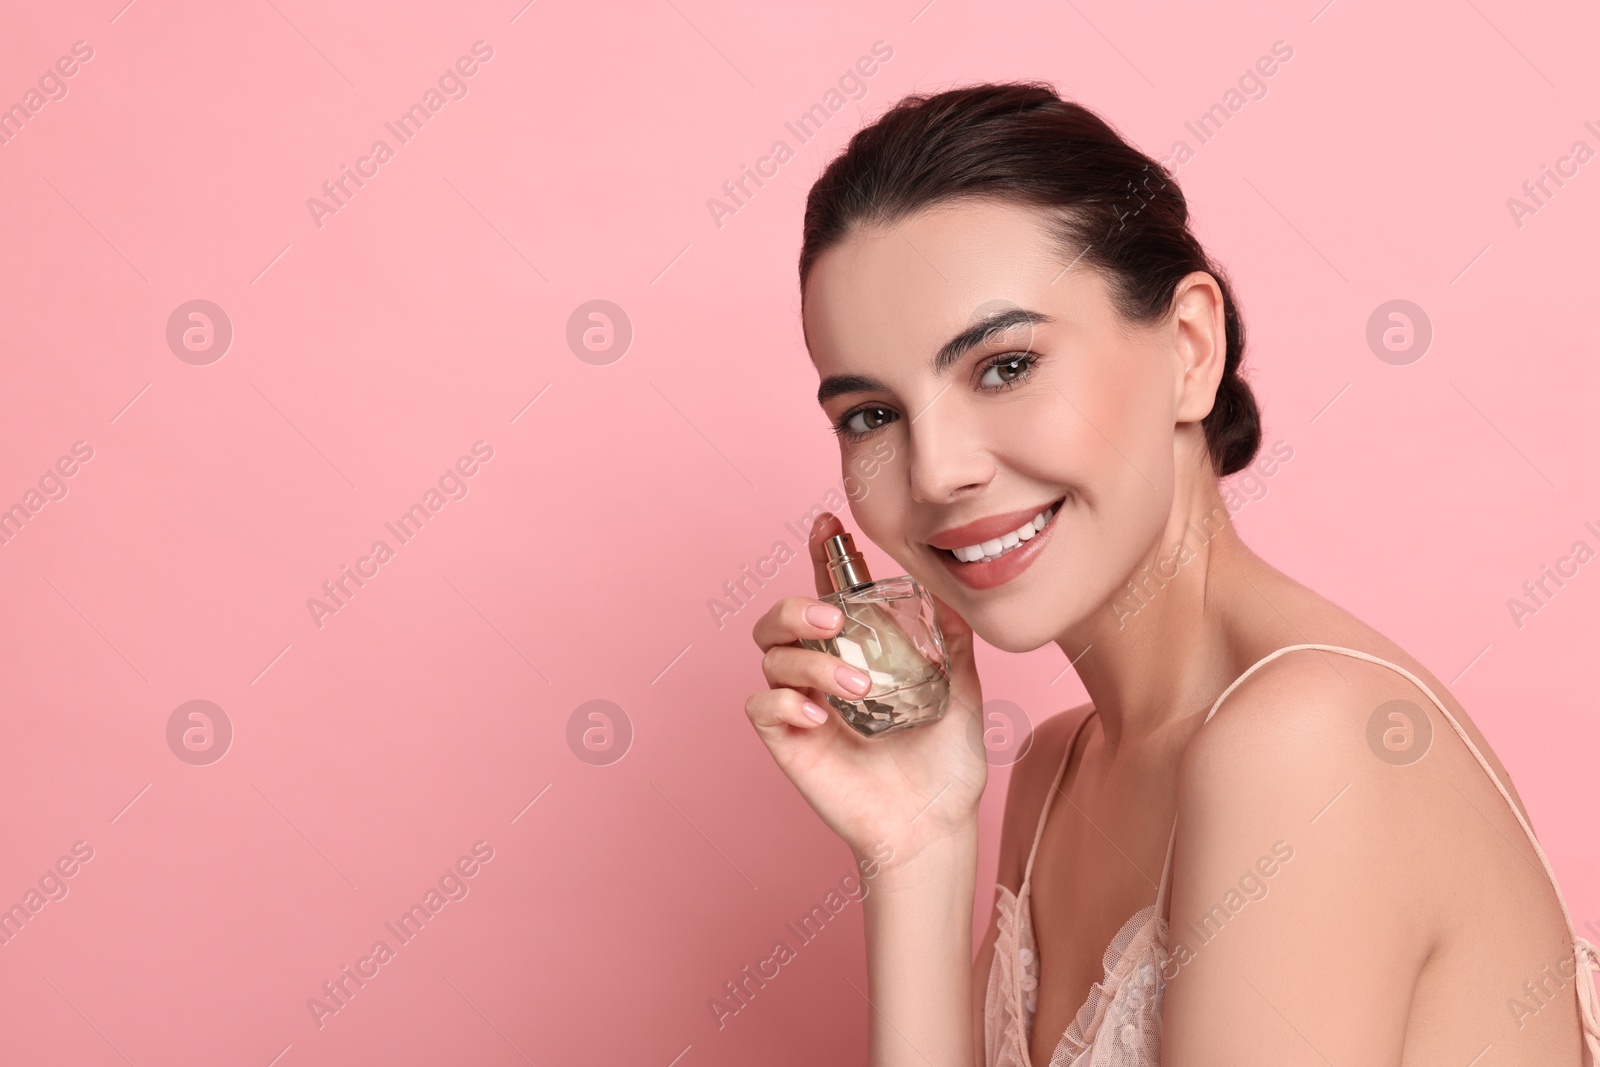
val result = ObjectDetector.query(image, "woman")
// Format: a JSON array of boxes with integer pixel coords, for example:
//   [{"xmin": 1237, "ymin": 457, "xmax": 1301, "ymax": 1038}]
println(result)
[{"xmin": 743, "ymin": 83, "xmax": 1598, "ymax": 1066}]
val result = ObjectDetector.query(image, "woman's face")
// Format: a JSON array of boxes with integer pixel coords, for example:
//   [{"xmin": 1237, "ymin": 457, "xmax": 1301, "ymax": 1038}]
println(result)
[{"xmin": 802, "ymin": 197, "xmax": 1224, "ymax": 652}]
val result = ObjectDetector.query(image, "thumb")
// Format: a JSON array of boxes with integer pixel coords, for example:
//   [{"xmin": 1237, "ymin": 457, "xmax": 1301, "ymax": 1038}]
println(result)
[
  {"xmin": 928, "ymin": 589, "xmax": 975, "ymax": 665},
  {"xmin": 927, "ymin": 591, "xmax": 982, "ymax": 718}
]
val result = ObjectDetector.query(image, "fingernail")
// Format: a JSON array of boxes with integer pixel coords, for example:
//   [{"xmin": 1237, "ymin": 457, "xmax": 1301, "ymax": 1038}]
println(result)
[
  {"xmin": 804, "ymin": 603, "xmax": 842, "ymax": 629},
  {"xmin": 836, "ymin": 666, "xmax": 871, "ymax": 695},
  {"xmin": 802, "ymin": 701, "xmax": 828, "ymax": 724}
]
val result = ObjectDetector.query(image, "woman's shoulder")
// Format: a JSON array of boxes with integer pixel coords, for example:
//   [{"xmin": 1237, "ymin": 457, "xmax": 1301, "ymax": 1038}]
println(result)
[
  {"xmin": 1171, "ymin": 638, "xmax": 1512, "ymax": 897},
  {"xmin": 1179, "ymin": 640, "xmax": 1443, "ymax": 798},
  {"xmin": 1181, "ymin": 639, "xmax": 1455, "ymax": 778},
  {"xmin": 991, "ymin": 702, "xmax": 1096, "ymax": 891},
  {"xmin": 1010, "ymin": 701, "xmax": 1097, "ymax": 806}
]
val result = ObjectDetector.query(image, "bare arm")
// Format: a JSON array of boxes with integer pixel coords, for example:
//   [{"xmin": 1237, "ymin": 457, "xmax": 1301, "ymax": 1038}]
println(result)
[
  {"xmin": 1160, "ymin": 661, "xmax": 1430, "ymax": 1065},
  {"xmin": 743, "ymin": 513, "xmax": 992, "ymax": 1066},
  {"xmin": 863, "ymin": 827, "xmax": 981, "ymax": 1066},
  {"xmin": 971, "ymin": 881, "xmax": 1004, "ymax": 1067}
]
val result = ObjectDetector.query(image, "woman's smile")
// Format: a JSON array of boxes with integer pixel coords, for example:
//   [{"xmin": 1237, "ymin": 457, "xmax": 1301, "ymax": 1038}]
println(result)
[{"xmin": 925, "ymin": 495, "xmax": 1067, "ymax": 590}]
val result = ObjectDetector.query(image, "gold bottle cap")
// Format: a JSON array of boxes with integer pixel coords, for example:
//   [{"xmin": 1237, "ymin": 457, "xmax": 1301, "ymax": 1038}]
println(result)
[{"xmin": 822, "ymin": 532, "xmax": 873, "ymax": 593}]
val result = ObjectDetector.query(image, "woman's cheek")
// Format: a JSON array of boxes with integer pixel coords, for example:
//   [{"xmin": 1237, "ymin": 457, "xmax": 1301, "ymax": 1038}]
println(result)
[
  {"xmin": 990, "ymin": 389, "xmax": 1087, "ymax": 479},
  {"xmin": 1074, "ymin": 349, "xmax": 1176, "ymax": 490},
  {"xmin": 848, "ymin": 480, "xmax": 907, "ymax": 555}
]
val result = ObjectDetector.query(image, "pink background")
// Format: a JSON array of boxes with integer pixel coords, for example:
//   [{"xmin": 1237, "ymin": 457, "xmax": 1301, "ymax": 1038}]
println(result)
[{"xmin": 2, "ymin": 1, "xmax": 1597, "ymax": 1064}]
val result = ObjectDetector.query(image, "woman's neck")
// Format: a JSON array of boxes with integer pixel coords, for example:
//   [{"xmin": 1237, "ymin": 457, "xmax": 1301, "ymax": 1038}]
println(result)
[{"xmin": 1056, "ymin": 487, "xmax": 1275, "ymax": 755}]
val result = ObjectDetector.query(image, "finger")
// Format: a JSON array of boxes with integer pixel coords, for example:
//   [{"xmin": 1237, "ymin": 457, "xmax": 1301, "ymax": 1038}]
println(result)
[
  {"xmin": 751, "ymin": 594, "xmax": 845, "ymax": 652},
  {"xmin": 808, "ymin": 511, "xmax": 846, "ymax": 597},
  {"xmin": 745, "ymin": 687, "xmax": 834, "ymax": 732},
  {"xmin": 762, "ymin": 644, "xmax": 874, "ymax": 702}
]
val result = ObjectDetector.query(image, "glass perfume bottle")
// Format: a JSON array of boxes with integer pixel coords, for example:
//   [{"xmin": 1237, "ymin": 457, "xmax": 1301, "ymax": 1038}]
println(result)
[{"xmin": 801, "ymin": 533, "xmax": 951, "ymax": 737}]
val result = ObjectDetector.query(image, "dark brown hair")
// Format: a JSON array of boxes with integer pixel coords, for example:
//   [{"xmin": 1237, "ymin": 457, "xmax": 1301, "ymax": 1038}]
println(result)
[{"xmin": 798, "ymin": 81, "xmax": 1261, "ymax": 478}]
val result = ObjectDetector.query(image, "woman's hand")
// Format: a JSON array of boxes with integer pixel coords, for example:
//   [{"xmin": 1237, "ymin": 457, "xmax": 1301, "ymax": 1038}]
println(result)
[{"xmin": 744, "ymin": 512, "xmax": 989, "ymax": 870}]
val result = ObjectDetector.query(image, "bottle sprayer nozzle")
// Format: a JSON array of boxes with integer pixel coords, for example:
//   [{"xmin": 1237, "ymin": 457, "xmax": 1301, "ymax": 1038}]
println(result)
[{"xmin": 823, "ymin": 533, "xmax": 873, "ymax": 593}]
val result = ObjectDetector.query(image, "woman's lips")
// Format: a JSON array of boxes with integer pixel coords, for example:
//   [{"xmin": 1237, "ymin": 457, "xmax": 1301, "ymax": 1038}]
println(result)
[
  {"xmin": 926, "ymin": 498, "xmax": 1063, "ymax": 552},
  {"xmin": 929, "ymin": 498, "xmax": 1065, "ymax": 591}
]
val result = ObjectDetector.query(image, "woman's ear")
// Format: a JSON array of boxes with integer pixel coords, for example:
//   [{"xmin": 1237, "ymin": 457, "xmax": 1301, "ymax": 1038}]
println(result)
[{"xmin": 1171, "ymin": 271, "xmax": 1228, "ymax": 424}]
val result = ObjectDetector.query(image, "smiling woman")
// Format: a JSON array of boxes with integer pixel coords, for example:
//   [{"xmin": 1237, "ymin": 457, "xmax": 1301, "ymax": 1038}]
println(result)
[{"xmin": 741, "ymin": 82, "xmax": 1600, "ymax": 1067}]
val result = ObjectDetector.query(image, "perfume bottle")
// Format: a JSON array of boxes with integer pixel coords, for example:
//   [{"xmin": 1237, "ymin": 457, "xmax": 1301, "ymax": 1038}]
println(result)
[{"xmin": 800, "ymin": 533, "xmax": 951, "ymax": 737}]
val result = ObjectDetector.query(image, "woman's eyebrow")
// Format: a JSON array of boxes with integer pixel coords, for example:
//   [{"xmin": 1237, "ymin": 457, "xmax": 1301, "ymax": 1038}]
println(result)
[
  {"xmin": 816, "ymin": 307, "xmax": 1054, "ymax": 407},
  {"xmin": 817, "ymin": 373, "xmax": 887, "ymax": 406},
  {"xmin": 934, "ymin": 308, "xmax": 1052, "ymax": 373}
]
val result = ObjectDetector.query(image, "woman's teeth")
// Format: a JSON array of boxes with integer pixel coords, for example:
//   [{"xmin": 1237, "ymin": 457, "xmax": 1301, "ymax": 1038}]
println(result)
[{"xmin": 949, "ymin": 503, "xmax": 1059, "ymax": 563}]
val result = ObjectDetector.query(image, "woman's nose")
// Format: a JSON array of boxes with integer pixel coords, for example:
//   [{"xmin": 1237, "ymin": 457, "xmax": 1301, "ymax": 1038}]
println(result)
[{"xmin": 904, "ymin": 400, "xmax": 995, "ymax": 504}]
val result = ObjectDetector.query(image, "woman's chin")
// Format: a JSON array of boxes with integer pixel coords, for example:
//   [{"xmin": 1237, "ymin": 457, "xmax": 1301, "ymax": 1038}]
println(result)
[{"xmin": 966, "ymin": 613, "xmax": 1068, "ymax": 656}]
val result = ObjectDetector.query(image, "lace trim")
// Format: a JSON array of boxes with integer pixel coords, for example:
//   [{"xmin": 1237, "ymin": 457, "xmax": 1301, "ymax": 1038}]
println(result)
[
  {"xmin": 985, "ymin": 884, "xmax": 1035, "ymax": 1067},
  {"xmin": 1048, "ymin": 906, "xmax": 1166, "ymax": 1066}
]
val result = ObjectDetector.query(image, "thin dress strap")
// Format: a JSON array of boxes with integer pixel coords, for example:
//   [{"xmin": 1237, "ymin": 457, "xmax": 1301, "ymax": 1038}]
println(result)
[
  {"xmin": 1020, "ymin": 709, "xmax": 1097, "ymax": 890},
  {"xmin": 1153, "ymin": 643, "xmax": 1595, "ymax": 954}
]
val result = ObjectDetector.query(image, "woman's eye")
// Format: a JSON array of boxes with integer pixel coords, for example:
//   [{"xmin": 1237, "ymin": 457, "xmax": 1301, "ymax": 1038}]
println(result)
[
  {"xmin": 842, "ymin": 405, "xmax": 897, "ymax": 436},
  {"xmin": 979, "ymin": 354, "xmax": 1033, "ymax": 388}
]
